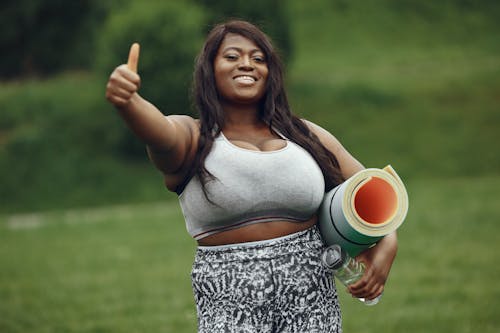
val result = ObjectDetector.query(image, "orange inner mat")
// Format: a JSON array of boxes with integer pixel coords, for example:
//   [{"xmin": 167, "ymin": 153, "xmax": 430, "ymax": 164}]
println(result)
[{"xmin": 354, "ymin": 177, "xmax": 397, "ymax": 224}]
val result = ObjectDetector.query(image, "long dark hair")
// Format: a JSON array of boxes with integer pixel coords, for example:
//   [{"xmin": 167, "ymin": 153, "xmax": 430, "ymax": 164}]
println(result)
[{"xmin": 179, "ymin": 20, "xmax": 344, "ymax": 195}]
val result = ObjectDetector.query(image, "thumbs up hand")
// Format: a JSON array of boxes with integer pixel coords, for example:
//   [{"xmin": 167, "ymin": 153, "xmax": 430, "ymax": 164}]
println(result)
[{"xmin": 105, "ymin": 43, "xmax": 142, "ymax": 108}]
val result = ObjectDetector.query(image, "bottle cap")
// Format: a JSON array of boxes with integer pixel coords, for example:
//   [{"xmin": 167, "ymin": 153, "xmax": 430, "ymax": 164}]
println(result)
[{"xmin": 321, "ymin": 244, "xmax": 347, "ymax": 270}]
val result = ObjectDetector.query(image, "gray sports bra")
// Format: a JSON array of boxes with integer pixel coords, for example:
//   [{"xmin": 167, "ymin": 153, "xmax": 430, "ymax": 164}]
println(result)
[{"xmin": 178, "ymin": 131, "xmax": 325, "ymax": 240}]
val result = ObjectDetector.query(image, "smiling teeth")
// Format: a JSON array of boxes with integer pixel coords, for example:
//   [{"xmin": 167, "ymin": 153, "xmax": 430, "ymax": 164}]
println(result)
[{"xmin": 235, "ymin": 76, "xmax": 256, "ymax": 83}]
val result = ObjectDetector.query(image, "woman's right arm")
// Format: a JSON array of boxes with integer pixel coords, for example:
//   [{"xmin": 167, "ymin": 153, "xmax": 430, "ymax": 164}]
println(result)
[{"xmin": 105, "ymin": 44, "xmax": 198, "ymax": 186}]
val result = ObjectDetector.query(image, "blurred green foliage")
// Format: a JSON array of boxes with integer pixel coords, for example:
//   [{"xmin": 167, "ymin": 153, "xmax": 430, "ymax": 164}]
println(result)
[
  {"xmin": 95, "ymin": 1, "xmax": 206, "ymax": 117},
  {"xmin": 0, "ymin": 0, "xmax": 113, "ymax": 78},
  {"xmin": 287, "ymin": 0, "xmax": 500, "ymax": 178},
  {"xmin": 94, "ymin": 1, "xmax": 207, "ymax": 158},
  {"xmin": 198, "ymin": 0, "xmax": 293, "ymax": 61},
  {"xmin": 0, "ymin": 73, "xmax": 174, "ymax": 212},
  {"xmin": 0, "ymin": 0, "xmax": 499, "ymax": 213}
]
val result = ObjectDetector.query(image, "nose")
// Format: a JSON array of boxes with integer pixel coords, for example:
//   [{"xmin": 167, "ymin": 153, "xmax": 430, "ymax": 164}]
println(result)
[{"xmin": 238, "ymin": 56, "xmax": 254, "ymax": 71}]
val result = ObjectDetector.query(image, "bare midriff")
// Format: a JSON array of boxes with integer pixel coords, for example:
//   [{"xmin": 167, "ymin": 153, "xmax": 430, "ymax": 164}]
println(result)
[{"xmin": 197, "ymin": 215, "xmax": 318, "ymax": 246}]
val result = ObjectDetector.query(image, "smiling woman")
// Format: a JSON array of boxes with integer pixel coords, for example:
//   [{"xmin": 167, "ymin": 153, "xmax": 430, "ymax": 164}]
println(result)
[
  {"xmin": 104, "ymin": 19, "xmax": 398, "ymax": 332},
  {"xmin": 214, "ymin": 33, "xmax": 269, "ymax": 106}
]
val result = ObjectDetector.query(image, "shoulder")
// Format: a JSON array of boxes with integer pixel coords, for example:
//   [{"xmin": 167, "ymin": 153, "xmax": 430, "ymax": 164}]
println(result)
[
  {"xmin": 301, "ymin": 119, "xmax": 343, "ymax": 155},
  {"xmin": 147, "ymin": 114, "xmax": 200, "ymax": 192},
  {"xmin": 301, "ymin": 119, "xmax": 365, "ymax": 178}
]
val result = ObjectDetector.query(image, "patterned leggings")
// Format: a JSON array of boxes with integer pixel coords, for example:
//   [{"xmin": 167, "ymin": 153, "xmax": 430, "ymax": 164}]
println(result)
[{"xmin": 191, "ymin": 226, "xmax": 342, "ymax": 333}]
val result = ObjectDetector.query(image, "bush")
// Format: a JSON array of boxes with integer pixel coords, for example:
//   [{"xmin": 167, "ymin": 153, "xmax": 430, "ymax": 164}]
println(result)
[
  {"xmin": 95, "ymin": 1, "xmax": 206, "ymax": 117},
  {"xmin": 0, "ymin": 73, "xmax": 174, "ymax": 213},
  {"xmin": 95, "ymin": 1, "xmax": 207, "ymax": 158},
  {"xmin": 0, "ymin": 74, "xmax": 112, "ymax": 210}
]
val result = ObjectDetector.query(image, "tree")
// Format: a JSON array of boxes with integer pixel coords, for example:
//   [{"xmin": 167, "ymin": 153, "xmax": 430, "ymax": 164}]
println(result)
[{"xmin": 0, "ymin": 0, "xmax": 109, "ymax": 78}]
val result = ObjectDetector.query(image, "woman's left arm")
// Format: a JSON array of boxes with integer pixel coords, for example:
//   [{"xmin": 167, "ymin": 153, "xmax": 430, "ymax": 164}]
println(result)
[
  {"xmin": 349, "ymin": 231, "xmax": 398, "ymax": 300},
  {"xmin": 304, "ymin": 119, "xmax": 398, "ymax": 300}
]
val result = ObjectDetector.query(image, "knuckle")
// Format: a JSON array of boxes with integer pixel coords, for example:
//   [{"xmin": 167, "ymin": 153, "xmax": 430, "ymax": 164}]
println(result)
[{"xmin": 108, "ymin": 75, "xmax": 119, "ymax": 85}]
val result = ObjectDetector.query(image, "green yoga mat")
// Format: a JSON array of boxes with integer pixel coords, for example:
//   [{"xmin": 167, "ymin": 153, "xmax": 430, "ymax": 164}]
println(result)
[{"xmin": 319, "ymin": 165, "xmax": 409, "ymax": 257}]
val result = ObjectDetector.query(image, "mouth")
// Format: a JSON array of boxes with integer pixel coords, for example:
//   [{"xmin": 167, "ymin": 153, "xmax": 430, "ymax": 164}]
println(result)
[{"xmin": 233, "ymin": 75, "xmax": 257, "ymax": 84}]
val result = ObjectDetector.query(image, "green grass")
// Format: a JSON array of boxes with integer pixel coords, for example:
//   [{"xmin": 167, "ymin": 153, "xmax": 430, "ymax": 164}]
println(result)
[
  {"xmin": 1, "ymin": 176, "xmax": 499, "ymax": 332},
  {"xmin": 0, "ymin": 201, "xmax": 196, "ymax": 332}
]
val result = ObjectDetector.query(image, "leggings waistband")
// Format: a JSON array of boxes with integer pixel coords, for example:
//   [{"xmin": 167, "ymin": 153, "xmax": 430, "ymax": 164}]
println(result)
[{"xmin": 194, "ymin": 225, "xmax": 326, "ymax": 263}]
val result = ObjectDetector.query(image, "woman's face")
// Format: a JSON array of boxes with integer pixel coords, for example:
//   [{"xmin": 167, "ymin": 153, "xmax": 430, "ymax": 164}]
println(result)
[{"xmin": 213, "ymin": 33, "xmax": 269, "ymax": 107}]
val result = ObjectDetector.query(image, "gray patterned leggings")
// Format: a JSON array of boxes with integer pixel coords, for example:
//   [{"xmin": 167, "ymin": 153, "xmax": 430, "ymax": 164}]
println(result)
[{"xmin": 191, "ymin": 226, "xmax": 342, "ymax": 332}]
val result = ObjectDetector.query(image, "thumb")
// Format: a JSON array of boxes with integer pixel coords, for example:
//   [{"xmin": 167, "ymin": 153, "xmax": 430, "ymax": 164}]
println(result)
[{"xmin": 127, "ymin": 42, "xmax": 140, "ymax": 73}]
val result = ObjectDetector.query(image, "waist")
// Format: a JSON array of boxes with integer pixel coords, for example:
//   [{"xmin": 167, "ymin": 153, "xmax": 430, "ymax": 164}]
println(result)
[
  {"xmin": 197, "ymin": 217, "xmax": 317, "ymax": 246},
  {"xmin": 195, "ymin": 225, "xmax": 325, "ymax": 263}
]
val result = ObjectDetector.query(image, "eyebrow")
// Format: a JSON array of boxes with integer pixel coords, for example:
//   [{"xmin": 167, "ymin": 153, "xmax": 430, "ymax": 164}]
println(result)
[{"xmin": 221, "ymin": 47, "xmax": 264, "ymax": 54}]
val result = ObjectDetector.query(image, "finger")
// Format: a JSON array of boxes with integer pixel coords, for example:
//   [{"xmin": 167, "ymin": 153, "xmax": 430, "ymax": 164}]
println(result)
[
  {"xmin": 107, "ymin": 75, "xmax": 137, "ymax": 95},
  {"xmin": 350, "ymin": 283, "xmax": 371, "ymax": 298},
  {"xmin": 348, "ymin": 281, "xmax": 365, "ymax": 293},
  {"xmin": 127, "ymin": 42, "xmax": 140, "ymax": 73},
  {"xmin": 106, "ymin": 94, "xmax": 129, "ymax": 107},
  {"xmin": 115, "ymin": 65, "xmax": 141, "ymax": 86},
  {"xmin": 348, "ymin": 270, "xmax": 372, "ymax": 292},
  {"xmin": 366, "ymin": 285, "xmax": 384, "ymax": 301},
  {"xmin": 112, "ymin": 75, "xmax": 139, "ymax": 92},
  {"xmin": 363, "ymin": 282, "xmax": 380, "ymax": 298},
  {"xmin": 110, "ymin": 87, "xmax": 134, "ymax": 100},
  {"xmin": 106, "ymin": 79, "xmax": 134, "ymax": 99},
  {"xmin": 351, "ymin": 284, "xmax": 374, "ymax": 299}
]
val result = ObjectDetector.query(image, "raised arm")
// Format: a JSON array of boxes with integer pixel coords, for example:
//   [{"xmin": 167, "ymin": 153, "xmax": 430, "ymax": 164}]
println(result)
[{"xmin": 105, "ymin": 43, "xmax": 198, "ymax": 190}]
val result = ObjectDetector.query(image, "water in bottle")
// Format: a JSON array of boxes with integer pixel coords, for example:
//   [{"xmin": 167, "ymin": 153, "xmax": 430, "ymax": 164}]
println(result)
[{"xmin": 321, "ymin": 244, "xmax": 381, "ymax": 305}]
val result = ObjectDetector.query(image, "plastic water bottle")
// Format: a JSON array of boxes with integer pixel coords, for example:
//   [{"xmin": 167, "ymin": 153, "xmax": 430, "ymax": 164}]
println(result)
[{"xmin": 321, "ymin": 244, "xmax": 382, "ymax": 306}]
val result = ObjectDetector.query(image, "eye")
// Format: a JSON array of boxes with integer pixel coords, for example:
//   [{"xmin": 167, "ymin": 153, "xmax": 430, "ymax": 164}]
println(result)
[
  {"xmin": 253, "ymin": 55, "xmax": 266, "ymax": 63},
  {"xmin": 224, "ymin": 54, "xmax": 239, "ymax": 61}
]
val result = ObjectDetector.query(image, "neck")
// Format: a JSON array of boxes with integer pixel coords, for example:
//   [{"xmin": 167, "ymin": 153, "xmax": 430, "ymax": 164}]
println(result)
[{"xmin": 222, "ymin": 103, "xmax": 263, "ymax": 129}]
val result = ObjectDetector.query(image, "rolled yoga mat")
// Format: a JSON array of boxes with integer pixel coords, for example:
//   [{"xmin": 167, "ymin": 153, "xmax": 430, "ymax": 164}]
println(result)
[{"xmin": 318, "ymin": 165, "xmax": 409, "ymax": 257}]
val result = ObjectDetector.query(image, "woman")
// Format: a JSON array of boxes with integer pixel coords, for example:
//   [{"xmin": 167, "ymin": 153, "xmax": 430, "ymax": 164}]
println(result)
[{"xmin": 105, "ymin": 20, "xmax": 397, "ymax": 332}]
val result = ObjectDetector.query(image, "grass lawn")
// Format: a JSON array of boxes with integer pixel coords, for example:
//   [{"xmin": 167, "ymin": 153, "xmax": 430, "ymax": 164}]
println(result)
[{"xmin": 1, "ymin": 176, "xmax": 499, "ymax": 332}]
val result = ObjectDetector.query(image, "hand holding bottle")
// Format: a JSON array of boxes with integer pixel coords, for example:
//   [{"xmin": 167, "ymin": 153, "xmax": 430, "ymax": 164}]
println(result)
[{"xmin": 321, "ymin": 244, "xmax": 382, "ymax": 305}]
